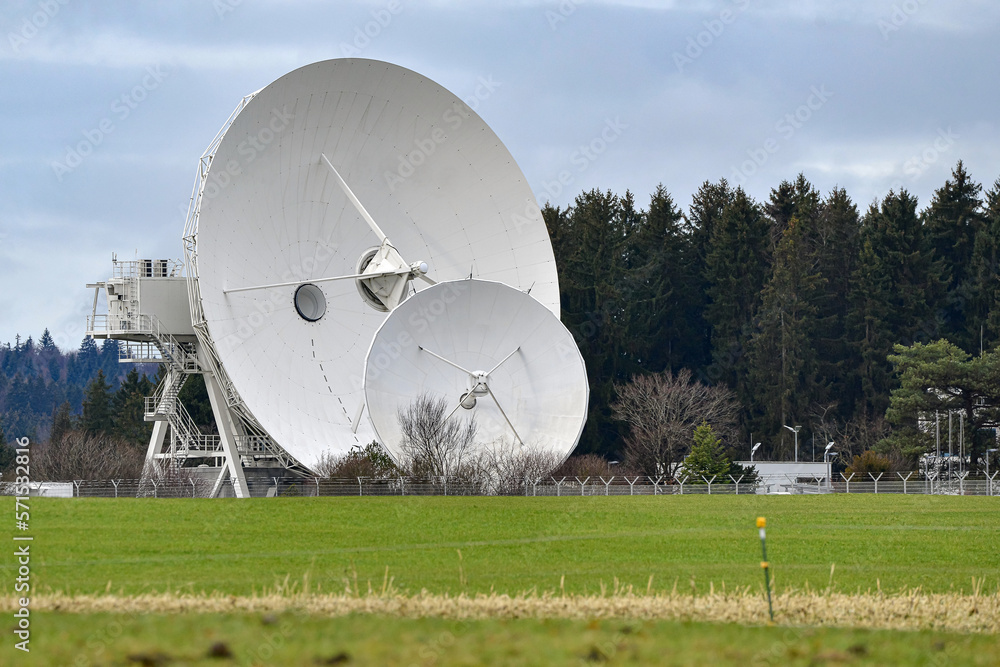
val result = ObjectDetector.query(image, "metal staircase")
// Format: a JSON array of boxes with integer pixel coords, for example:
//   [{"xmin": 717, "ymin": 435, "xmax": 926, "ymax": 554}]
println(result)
[{"xmin": 144, "ymin": 369, "xmax": 223, "ymax": 462}]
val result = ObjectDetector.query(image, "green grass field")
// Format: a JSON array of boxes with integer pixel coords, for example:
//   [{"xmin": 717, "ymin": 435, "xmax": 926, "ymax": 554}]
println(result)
[
  {"xmin": 9, "ymin": 494, "xmax": 1000, "ymax": 597},
  {"xmin": 4, "ymin": 495, "xmax": 999, "ymax": 665}
]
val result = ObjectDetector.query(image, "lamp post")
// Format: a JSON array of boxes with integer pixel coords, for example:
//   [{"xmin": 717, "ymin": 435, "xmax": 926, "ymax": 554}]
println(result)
[
  {"xmin": 750, "ymin": 442, "xmax": 762, "ymax": 462},
  {"xmin": 783, "ymin": 424, "xmax": 801, "ymax": 462},
  {"xmin": 824, "ymin": 442, "xmax": 836, "ymax": 490}
]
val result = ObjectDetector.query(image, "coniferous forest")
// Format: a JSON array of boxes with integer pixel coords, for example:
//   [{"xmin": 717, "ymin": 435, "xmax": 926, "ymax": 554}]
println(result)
[
  {"xmin": 545, "ymin": 161, "xmax": 1000, "ymax": 467},
  {"xmin": 3, "ymin": 161, "xmax": 1000, "ymax": 472}
]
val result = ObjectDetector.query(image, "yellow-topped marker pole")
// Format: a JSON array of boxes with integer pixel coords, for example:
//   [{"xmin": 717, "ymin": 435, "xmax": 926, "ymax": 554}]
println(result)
[{"xmin": 757, "ymin": 516, "xmax": 774, "ymax": 622}]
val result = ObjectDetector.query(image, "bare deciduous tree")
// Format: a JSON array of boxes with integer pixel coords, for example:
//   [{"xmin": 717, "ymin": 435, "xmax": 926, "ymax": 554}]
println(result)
[
  {"xmin": 398, "ymin": 393, "xmax": 477, "ymax": 477},
  {"xmin": 31, "ymin": 431, "xmax": 146, "ymax": 480},
  {"xmin": 612, "ymin": 369, "xmax": 738, "ymax": 478},
  {"xmin": 314, "ymin": 441, "xmax": 399, "ymax": 480},
  {"xmin": 474, "ymin": 440, "xmax": 562, "ymax": 495}
]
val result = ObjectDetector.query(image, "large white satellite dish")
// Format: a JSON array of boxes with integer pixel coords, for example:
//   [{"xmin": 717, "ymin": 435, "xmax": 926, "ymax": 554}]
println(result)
[
  {"xmin": 189, "ymin": 59, "xmax": 561, "ymax": 471},
  {"xmin": 364, "ymin": 279, "xmax": 588, "ymax": 464}
]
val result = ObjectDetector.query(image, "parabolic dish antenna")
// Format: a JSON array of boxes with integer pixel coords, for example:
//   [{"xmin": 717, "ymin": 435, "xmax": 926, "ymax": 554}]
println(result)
[
  {"xmin": 191, "ymin": 59, "xmax": 559, "ymax": 470},
  {"xmin": 364, "ymin": 279, "xmax": 588, "ymax": 464}
]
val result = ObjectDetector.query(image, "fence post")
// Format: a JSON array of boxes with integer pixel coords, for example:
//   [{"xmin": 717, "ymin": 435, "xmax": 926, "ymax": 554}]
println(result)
[
  {"xmin": 552, "ymin": 477, "xmax": 566, "ymax": 496},
  {"xmin": 785, "ymin": 474, "xmax": 798, "ymax": 494},
  {"xmin": 814, "ymin": 475, "xmax": 822, "ymax": 493},
  {"xmin": 625, "ymin": 476, "xmax": 639, "ymax": 495},
  {"xmin": 869, "ymin": 472, "xmax": 882, "ymax": 494},
  {"xmin": 575, "ymin": 476, "xmax": 589, "ymax": 496},
  {"xmin": 443, "ymin": 475, "xmax": 448, "ymax": 496},
  {"xmin": 190, "ymin": 479, "xmax": 197, "ymax": 498},
  {"xmin": 315, "ymin": 477, "xmax": 320, "ymax": 497},
  {"xmin": 652, "ymin": 476, "xmax": 663, "ymax": 495},
  {"xmin": 152, "ymin": 480, "xmax": 158, "ymax": 498},
  {"xmin": 701, "ymin": 475, "xmax": 716, "ymax": 494},
  {"xmin": 677, "ymin": 475, "xmax": 687, "ymax": 495},
  {"xmin": 729, "ymin": 475, "xmax": 743, "ymax": 495},
  {"xmin": 897, "ymin": 472, "xmax": 912, "ymax": 495},
  {"xmin": 957, "ymin": 471, "xmax": 969, "ymax": 495},
  {"xmin": 112, "ymin": 479, "xmax": 120, "ymax": 498},
  {"xmin": 599, "ymin": 476, "xmax": 613, "ymax": 496},
  {"xmin": 841, "ymin": 472, "xmax": 854, "ymax": 494},
  {"xmin": 988, "ymin": 472, "xmax": 998, "ymax": 497}
]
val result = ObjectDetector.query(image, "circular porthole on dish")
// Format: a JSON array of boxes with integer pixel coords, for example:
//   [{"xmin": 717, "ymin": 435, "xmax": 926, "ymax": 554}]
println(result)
[{"xmin": 294, "ymin": 283, "xmax": 326, "ymax": 321}]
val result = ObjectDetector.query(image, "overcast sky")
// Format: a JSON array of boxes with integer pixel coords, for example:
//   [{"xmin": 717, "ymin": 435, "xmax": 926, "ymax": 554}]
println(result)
[{"xmin": 2, "ymin": 0, "xmax": 999, "ymax": 351}]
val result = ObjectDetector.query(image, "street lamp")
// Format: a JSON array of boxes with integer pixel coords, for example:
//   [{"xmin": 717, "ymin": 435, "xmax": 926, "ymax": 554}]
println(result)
[
  {"xmin": 783, "ymin": 424, "xmax": 802, "ymax": 462},
  {"xmin": 750, "ymin": 442, "xmax": 762, "ymax": 462},
  {"xmin": 824, "ymin": 442, "xmax": 836, "ymax": 490}
]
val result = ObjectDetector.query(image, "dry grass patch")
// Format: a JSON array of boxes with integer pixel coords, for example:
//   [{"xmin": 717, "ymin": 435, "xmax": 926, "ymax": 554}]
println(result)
[{"xmin": 6, "ymin": 586, "xmax": 998, "ymax": 634}]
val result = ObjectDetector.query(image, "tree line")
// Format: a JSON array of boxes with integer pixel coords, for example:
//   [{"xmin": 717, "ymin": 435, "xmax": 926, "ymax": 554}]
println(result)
[
  {"xmin": 546, "ymin": 161, "xmax": 1000, "ymax": 467},
  {"xmin": 0, "ymin": 332, "xmax": 132, "ymax": 443},
  {"xmin": 5, "ymin": 160, "xmax": 1000, "ymax": 477}
]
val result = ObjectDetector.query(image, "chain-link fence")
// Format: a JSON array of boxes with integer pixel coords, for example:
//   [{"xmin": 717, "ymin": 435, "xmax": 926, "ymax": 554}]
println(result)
[{"xmin": 4, "ymin": 472, "xmax": 999, "ymax": 498}]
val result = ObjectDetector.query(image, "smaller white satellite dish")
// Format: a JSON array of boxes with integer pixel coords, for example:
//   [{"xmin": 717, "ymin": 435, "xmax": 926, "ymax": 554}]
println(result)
[{"xmin": 363, "ymin": 279, "xmax": 588, "ymax": 464}]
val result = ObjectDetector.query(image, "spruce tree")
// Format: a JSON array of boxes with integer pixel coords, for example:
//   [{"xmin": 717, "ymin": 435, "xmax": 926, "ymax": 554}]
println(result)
[
  {"xmin": 50, "ymin": 401, "xmax": 74, "ymax": 446},
  {"xmin": 71, "ymin": 336, "xmax": 100, "ymax": 386},
  {"xmin": 39, "ymin": 329, "xmax": 56, "ymax": 350},
  {"xmin": 111, "ymin": 368, "xmax": 154, "ymax": 443},
  {"xmin": 0, "ymin": 416, "xmax": 12, "ymax": 473},
  {"xmin": 812, "ymin": 188, "xmax": 861, "ymax": 415},
  {"xmin": 680, "ymin": 423, "xmax": 730, "ymax": 481},
  {"xmin": 969, "ymin": 178, "xmax": 1000, "ymax": 351},
  {"xmin": 99, "ymin": 339, "xmax": 122, "ymax": 383},
  {"xmin": 765, "ymin": 174, "xmax": 820, "ymax": 254},
  {"xmin": 704, "ymin": 187, "xmax": 770, "ymax": 393},
  {"xmin": 81, "ymin": 369, "xmax": 114, "ymax": 435},
  {"xmin": 922, "ymin": 161, "xmax": 985, "ymax": 350},
  {"xmin": 746, "ymin": 215, "xmax": 825, "ymax": 457},
  {"xmin": 685, "ymin": 180, "xmax": 733, "ymax": 370},
  {"xmin": 624, "ymin": 185, "xmax": 699, "ymax": 373},
  {"xmin": 849, "ymin": 189, "xmax": 944, "ymax": 418},
  {"xmin": 546, "ymin": 189, "xmax": 632, "ymax": 455}
]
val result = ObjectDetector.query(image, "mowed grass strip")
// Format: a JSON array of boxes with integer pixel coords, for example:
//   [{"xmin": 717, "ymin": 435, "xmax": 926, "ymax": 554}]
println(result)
[
  {"xmin": 8, "ymin": 495, "xmax": 1000, "ymax": 597},
  {"xmin": 2, "ymin": 612, "xmax": 997, "ymax": 667}
]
